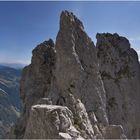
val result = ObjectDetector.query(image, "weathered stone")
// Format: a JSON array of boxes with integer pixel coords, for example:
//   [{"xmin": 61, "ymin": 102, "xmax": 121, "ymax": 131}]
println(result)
[
  {"xmin": 97, "ymin": 33, "xmax": 140, "ymax": 138},
  {"xmin": 88, "ymin": 111, "xmax": 103, "ymax": 139},
  {"xmin": 24, "ymin": 104, "xmax": 82, "ymax": 139},
  {"xmin": 102, "ymin": 125, "xmax": 127, "ymax": 139},
  {"xmin": 37, "ymin": 98, "xmax": 52, "ymax": 105},
  {"xmin": 12, "ymin": 39, "xmax": 56, "ymax": 138},
  {"xmin": 64, "ymin": 94, "xmax": 95, "ymax": 138},
  {"xmin": 10, "ymin": 11, "xmax": 140, "ymax": 139},
  {"xmin": 53, "ymin": 10, "xmax": 108, "ymax": 126}
]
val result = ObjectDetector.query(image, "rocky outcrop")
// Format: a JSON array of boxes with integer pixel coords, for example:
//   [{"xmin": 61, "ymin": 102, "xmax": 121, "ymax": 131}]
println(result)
[
  {"xmin": 52, "ymin": 11, "xmax": 108, "ymax": 126},
  {"xmin": 24, "ymin": 104, "xmax": 82, "ymax": 139},
  {"xmin": 11, "ymin": 39, "xmax": 56, "ymax": 138},
  {"xmin": 97, "ymin": 33, "xmax": 140, "ymax": 138},
  {"xmin": 10, "ymin": 10, "xmax": 140, "ymax": 139},
  {"xmin": 102, "ymin": 125, "xmax": 126, "ymax": 139}
]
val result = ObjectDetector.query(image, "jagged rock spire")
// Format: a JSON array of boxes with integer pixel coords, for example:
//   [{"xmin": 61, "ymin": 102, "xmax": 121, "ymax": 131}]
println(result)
[
  {"xmin": 9, "ymin": 11, "xmax": 140, "ymax": 139},
  {"xmin": 60, "ymin": 10, "xmax": 84, "ymax": 30}
]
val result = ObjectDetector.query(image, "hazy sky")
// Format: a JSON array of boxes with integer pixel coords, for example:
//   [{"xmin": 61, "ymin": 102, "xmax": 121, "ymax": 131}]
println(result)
[{"xmin": 0, "ymin": 1, "xmax": 140, "ymax": 64}]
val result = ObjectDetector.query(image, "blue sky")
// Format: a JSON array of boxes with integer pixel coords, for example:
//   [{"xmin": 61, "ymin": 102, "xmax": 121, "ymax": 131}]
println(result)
[{"xmin": 0, "ymin": 1, "xmax": 140, "ymax": 64}]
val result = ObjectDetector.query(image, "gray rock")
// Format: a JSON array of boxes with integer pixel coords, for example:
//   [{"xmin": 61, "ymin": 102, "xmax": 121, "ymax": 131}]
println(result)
[
  {"xmin": 54, "ymin": 10, "xmax": 108, "ymax": 126},
  {"xmin": 10, "ymin": 11, "xmax": 140, "ymax": 139},
  {"xmin": 97, "ymin": 33, "xmax": 140, "ymax": 138},
  {"xmin": 24, "ymin": 104, "xmax": 82, "ymax": 139},
  {"xmin": 37, "ymin": 98, "xmax": 52, "ymax": 105},
  {"xmin": 11, "ymin": 39, "xmax": 56, "ymax": 138},
  {"xmin": 64, "ymin": 94, "xmax": 95, "ymax": 138},
  {"xmin": 102, "ymin": 125, "xmax": 127, "ymax": 139}
]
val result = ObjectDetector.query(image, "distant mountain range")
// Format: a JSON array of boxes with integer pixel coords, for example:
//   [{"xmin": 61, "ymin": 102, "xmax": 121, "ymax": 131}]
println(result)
[
  {"xmin": 0, "ymin": 63, "xmax": 27, "ymax": 69},
  {"xmin": 0, "ymin": 65, "xmax": 22, "ymax": 138}
]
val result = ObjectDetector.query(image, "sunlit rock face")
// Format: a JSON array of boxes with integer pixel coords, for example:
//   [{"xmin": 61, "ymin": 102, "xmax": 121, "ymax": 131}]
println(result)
[
  {"xmin": 96, "ymin": 33, "xmax": 140, "ymax": 138},
  {"xmin": 53, "ymin": 10, "xmax": 108, "ymax": 126},
  {"xmin": 10, "ymin": 39, "xmax": 56, "ymax": 138},
  {"xmin": 24, "ymin": 104, "xmax": 83, "ymax": 139},
  {"xmin": 9, "ymin": 11, "xmax": 140, "ymax": 139}
]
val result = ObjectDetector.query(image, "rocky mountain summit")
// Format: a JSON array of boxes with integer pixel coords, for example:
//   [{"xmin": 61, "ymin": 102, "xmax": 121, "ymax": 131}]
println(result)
[{"xmin": 10, "ymin": 11, "xmax": 140, "ymax": 139}]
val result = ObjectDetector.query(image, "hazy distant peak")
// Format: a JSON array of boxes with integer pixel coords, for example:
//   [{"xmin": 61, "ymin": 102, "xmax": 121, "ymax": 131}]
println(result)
[{"xmin": 0, "ymin": 63, "xmax": 27, "ymax": 69}]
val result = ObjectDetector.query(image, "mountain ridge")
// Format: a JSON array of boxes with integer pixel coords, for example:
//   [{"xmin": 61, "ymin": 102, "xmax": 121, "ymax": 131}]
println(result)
[
  {"xmin": 0, "ymin": 65, "xmax": 22, "ymax": 138},
  {"xmin": 0, "ymin": 63, "xmax": 27, "ymax": 69},
  {"xmin": 9, "ymin": 10, "xmax": 140, "ymax": 139}
]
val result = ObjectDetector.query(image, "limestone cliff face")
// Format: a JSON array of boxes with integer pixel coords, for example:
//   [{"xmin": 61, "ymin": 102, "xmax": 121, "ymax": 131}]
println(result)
[
  {"xmin": 96, "ymin": 33, "xmax": 140, "ymax": 138},
  {"xmin": 10, "ymin": 11, "xmax": 140, "ymax": 139},
  {"xmin": 12, "ymin": 39, "xmax": 56, "ymax": 138},
  {"xmin": 52, "ymin": 11, "xmax": 108, "ymax": 125}
]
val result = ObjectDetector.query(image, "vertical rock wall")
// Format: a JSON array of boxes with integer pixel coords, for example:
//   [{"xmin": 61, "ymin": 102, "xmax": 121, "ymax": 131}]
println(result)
[{"xmin": 96, "ymin": 33, "xmax": 140, "ymax": 138}]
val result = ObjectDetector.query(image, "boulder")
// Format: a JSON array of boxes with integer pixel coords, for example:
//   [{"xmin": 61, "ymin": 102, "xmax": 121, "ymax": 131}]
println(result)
[{"xmin": 24, "ymin": 104, "xmax": 82, "ymax": 139}]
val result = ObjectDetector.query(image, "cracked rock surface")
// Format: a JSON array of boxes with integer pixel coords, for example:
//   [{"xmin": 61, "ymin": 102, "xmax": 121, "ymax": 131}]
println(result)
[{"xmin": 97, "ymin": 33, "xmax": 140, "ymax": 138}]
